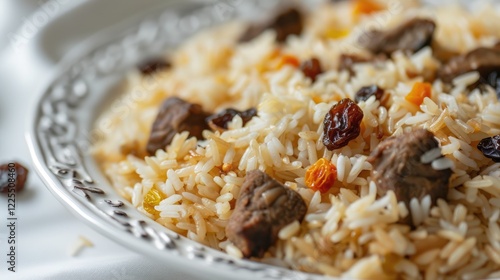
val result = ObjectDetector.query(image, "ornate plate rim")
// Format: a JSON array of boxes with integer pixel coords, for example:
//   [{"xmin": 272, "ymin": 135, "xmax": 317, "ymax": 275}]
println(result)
[{"xmin": 24, "ymin": 0, "xmax": 329, "ymax": 280}]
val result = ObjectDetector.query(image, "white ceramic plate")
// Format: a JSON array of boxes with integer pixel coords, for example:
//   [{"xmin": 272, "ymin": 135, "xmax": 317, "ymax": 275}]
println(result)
[
  {"xmin": 25, "ymin": 0, "xmax": 329, "ymax": 279},
  {"xmin": 25, "ymin": 0, "xmax": 490, "ymax": 279}
]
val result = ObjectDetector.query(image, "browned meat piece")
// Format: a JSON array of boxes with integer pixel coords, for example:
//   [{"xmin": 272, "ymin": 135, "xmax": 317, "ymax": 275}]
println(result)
[
  {"xmin": 338, "ymin": 53, "xmax": 386, "ymax": 75},
  {"xmin": 226, "ymin": 170, "xmax": 307, "ymax": 258},
  {"xmin": 368, "ymin": 129, "xmax": 452, "ymax": 226},
  {"xmin": 146, "ymin": 97, "xmax": 209, "ymax": 155},
  {"xmin": 0, "ymin": 162, "xmax": 29, "ymax": 193},
  {"xmin": 206, "ymin": 108, "xmax": 257, "ymax": 132},
  {"xmin": 438, "ymin": 47, "xmax": 500, "ymax": 83},
  {"xmin": 358, "ymin": 18, "xmax": 435, "ymax": 55},
  {"xmin": 437, "ymin": 47, "xmax": 500, "ymax": 98},
  {"xmin": 239, "ymin": 7, "xmax": 303, "ymax": 43},
  {"xmin": 138, "ymin": 58, "xmax": 171, "ymax": 75}
]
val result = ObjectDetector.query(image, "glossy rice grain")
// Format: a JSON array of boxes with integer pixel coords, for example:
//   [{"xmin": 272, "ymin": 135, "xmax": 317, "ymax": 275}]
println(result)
[{"xmin": 92, "ymin": 1, "xmax": 500, "ymax": 278}]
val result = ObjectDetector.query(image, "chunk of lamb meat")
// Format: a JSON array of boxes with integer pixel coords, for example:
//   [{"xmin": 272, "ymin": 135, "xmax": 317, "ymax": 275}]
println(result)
[
  {"xmin": 358, "ymin": 18, "xmax": 435, "ymax": 55},
  {"xmin": 146, "ymin": 97, "xmax": 209, "ymax": 155},
  {"xmin": 239, "ymin": 7, "xmax": 303, "ymax": 43},
  {"xmin": 368, "ymin": 129, "xmax": 452, "ymax": 226},
  {"xmin": 437, "ymin": 47, "xmax": 500, "ymax": 98},
  {"xmin": 226, "ymin": 170, "xmax": 307, "ymax": 258}
]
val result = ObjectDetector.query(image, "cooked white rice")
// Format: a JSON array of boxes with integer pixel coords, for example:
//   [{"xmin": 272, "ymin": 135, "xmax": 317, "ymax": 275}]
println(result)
[{"xmin": 92, "ymin": 0, "xmax": 500, "ymax": 278}]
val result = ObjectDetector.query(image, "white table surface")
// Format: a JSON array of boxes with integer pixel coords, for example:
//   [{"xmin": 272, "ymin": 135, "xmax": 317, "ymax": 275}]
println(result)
[{"xmin": 0, "ymin": 1, "xmax": 199, "ymax": 279}]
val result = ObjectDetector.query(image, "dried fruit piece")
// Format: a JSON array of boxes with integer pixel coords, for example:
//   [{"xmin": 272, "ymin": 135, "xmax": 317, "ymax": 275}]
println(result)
[
  {"xmin": 138, "ymin": 58, "xmax": 171, "ymax": 75},
  {"xmin": 322, "ymin": 98, "xmax": 364, "ymax": 150},
  {"xmin": 300, "ymin": 58, "xmax": 323, "ymax": 82},
  {"xmin": 477, "ymin": 135, "xmax": 500, "ymax": 162},
  {"xmin": 239, "ymin": 7, "xmax": 303, "ymax": 43},
  {"xmin": 354, "ymin": 85, "xmax": 385, "ymax": 103},
  {"xmin": 305, "ymin": 158, "xmax": 337, "ymax": 193},
  {"xmin": 206, "ymin": 108, "xmax": 257, "ymax": 132},
  {"xmin": 325, "ymin": 28, "xmax": 350, "ymax": 39},
  {"xmin": 143, "ymin": 187, "xmax": 167, "ymax": 218},
  {"xmin": 405, "ymin": 82, "xmax": 432, "ymax": 106},
  {"xmin": 0, "ymin": 162, "xmax": 29, "ymax": 193},
  {"xmin": 277, "ymin": 54, "xmax": 300, "ymax": 69},
  {"xmin": 352, "ymin": 0, "xmax": 384, "ymax": 17}
]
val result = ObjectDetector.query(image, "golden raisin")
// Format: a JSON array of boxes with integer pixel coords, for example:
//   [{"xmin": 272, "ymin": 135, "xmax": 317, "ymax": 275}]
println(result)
[
  {"xmin": 305, "ymin": 158, "xmax": 337, "ymax": 193},
  {"xmin": 405, "ymin": 82, "xmax": 432, "ymax": 106},
  {"xmin": 222, "ymin": 163, "xmax": 233, "ymax": 173},
  {"xmin": 325, "ymin": 28, "xmax": 350, "ymax": 39},
  {"xmin": 143, "ymin": 187, "xmax": 166, "ymax": 218},
  {"xmin": 277, "ymin": 54, "xmax": 300, "ymax": 69},
  {"xmin": 352, "ymin": 0, "xmax": 384, "ymax": 18}
]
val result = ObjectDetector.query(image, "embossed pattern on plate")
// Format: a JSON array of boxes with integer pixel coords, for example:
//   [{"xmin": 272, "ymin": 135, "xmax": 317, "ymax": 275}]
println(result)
[{"xmin": 26, "ymin": 0, "xmax": 326, "ymax": 279}]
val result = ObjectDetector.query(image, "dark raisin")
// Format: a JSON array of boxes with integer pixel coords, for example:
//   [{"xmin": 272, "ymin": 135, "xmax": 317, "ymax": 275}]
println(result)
[
  {"xmin": 322, "ymin": 98, "xmax": 364, "ymax": 150},
  {"xmin": 207, "ymin": 108, "xmax": 257, "ymax": 132},
  {"xmin": 354, "ymin": 85, "xmax": 385, "ymax": 103},
  {"xmin": 138, "ymin": 58, "xmax": 171, "ymax": 75},
  {"xmin": 300, "ymin": 58, "xmax": 323, "ymax": 82},
  {"xmin": 0, "ymin": 162, "xmax": 29, "ymax": 193},
  {"xmin": 239, "ymin": 7, "xmax": 303, "ymax": 43},
  {"xmin": 477, "ymin": 135, "xmax": 500, "ymax": 162}
]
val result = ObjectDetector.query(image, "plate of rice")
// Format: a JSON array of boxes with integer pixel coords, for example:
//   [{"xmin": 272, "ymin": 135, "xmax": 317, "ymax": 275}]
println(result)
[{"xmin": 28, "ymin": 0, "xmax": 500, "ymax": 279}]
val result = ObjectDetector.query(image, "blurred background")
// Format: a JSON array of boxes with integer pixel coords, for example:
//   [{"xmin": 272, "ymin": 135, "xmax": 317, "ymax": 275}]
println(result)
[{"xmin": 0, "ymin": 1, "xmax": 193, "ymax": 279}]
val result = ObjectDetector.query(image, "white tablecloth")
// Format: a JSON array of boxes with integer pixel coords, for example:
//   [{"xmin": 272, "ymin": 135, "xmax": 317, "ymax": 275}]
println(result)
[{"xmin": 0, "ymin": 1, "xmax": 197, "ymax": 279}]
